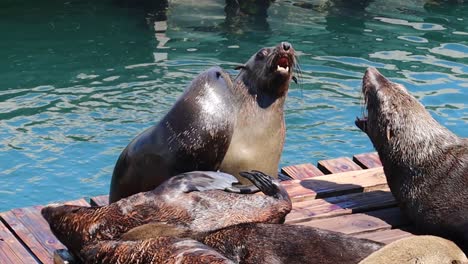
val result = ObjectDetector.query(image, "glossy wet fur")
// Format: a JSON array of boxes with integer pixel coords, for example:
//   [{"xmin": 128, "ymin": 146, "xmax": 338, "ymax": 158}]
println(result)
[
  {"xmin": 109, "ymin": 67, "xmax": 235, "ymax": 203},
  {"xmin": 42, "ymin": 171, "xmax": 291, "ymax": 259},
  {"xmin": 219, "ymin": 42, "xmax": 296, "ymax": 184},
  {"xmin": 357, "ymin": 67, "xmax": 468, "ymax": 252}
]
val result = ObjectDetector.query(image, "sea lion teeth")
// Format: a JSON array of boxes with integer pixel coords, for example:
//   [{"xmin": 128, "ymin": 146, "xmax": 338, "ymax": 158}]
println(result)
[{"xmin": 277, "ymin": 65, "xmax": 289, "ymax": 73}]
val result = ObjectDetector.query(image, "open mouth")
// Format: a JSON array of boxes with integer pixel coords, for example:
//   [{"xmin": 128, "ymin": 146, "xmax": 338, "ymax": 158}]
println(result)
[{"xmin": 276, "ymin": 57, "xmax": 290, "ymax": 74}]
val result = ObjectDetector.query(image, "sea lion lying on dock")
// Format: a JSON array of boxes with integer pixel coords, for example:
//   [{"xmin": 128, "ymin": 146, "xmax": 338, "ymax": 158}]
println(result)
[
  {"xmin": 42, "ymin": 171, "xmax": 291, "ymax": 261},
  {"xmin": 109, "ymin": 42, "xmax": 297, "ymax": 203},
  {"xmin": 356, "ymin": 67, "xmax": 468, "ymax": 251},
  {"xmin": 81, "ymin": 223, "xmax": 383, "ymax": 264},
  {"xmin": 359, "ymin": 235, "xmax": 468, "ymax": 264}
]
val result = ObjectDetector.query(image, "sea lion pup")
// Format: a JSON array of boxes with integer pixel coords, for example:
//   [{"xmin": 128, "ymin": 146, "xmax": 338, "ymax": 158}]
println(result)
[
  {"xmin": 42, "ymin": 170, "xmax": 291, "ymax": 258},
  {"xmin": 359, "ymin": 236, "xmax": 468, "ymax": 264},
  {"xmin": 356, "ymin": 67, "xmax": 468, "ymax": 251},
  {"xmin": 80, "ymin": 237, "xmax": 234, "ymax": 264},
  {"xmin": 121, "ymin": 223, "xmax": 383, "ymax": 264},
  {"xmin": 219, "ymin": 41, "xmax": 297, "ymax": 184},
  {"xmin": 109, "ymin": 66, "xmax": 235, "ymax": 203}
]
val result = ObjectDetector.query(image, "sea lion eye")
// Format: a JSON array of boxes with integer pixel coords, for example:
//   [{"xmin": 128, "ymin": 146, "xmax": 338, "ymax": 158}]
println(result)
[{"xmin": 256, "ymin": 49, "xmax": 268, "ymax": 60}]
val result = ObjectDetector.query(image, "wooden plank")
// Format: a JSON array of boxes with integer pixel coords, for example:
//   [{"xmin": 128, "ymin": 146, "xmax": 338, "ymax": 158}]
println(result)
[
  {"xmin": 0, "ymin": 220, "xmax": 38, "ymax": 264},
  {"xmin": 281, "ymin": 163, "xmax": 324, "ymax": 180},
  {"xmin": 354, "ymin": 228, "xmax": 414, "ymax": 244},
  {"xmin": 364, "ymin": 207, "xmax": 410, "ymax": 228},
  {"xmin": 317, "ymin": 157, "xmax": 363, "ymax": 174},
  {"xmin": 0, "ymin": 199, "xmax": 89, "ymax": 264},
  {"xmin": 353, "ymin": 152, "xmax": 382, "ymax": 169},
  {"xmin": 296, "ymin": 211, "xmax": 391, "ymax": 235},
  {"xmin": 281, "ymin": 167, "xmax": 388, "ymax": 202},
  {"xmin": 296, "ymin": 207, "xmax": 408, "ymax": 236},
  {"xmin": 286, "ymin": 189, "xmax": 396, "ymax": 224},
  {"xmin": 90, "ymin": 195, "xmax": 109, "ymax": 207}
]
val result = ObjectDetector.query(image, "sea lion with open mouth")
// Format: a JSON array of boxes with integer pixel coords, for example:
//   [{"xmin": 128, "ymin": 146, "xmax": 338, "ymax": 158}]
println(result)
[
  {"xmin": 219, "ymin": 41, "xmax": 297, "ymax": 185},
  {"xmin": 109, "ymin": 42, "xmax": 297, "ymax": 202},
  {"xmin": 356, "ymin": 67, "xmax": 468, "ymax": 252}
]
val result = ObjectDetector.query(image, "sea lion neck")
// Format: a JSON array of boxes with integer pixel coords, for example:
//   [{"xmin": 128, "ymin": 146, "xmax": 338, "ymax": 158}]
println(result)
[{"xmin": 233, "ymin": 70, "xmax": 288, "ymax": 108}]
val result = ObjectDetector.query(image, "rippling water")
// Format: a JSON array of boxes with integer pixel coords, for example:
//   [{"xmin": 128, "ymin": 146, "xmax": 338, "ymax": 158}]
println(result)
[{"xmin": 0, "ymin": 0, "xmax": 467, "ymax": 211}]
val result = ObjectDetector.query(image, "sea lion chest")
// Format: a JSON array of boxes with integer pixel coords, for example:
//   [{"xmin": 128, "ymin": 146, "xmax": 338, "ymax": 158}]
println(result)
[{"xmin": 219, "ymin": 97, "xmax": 286, "ymax": 183}]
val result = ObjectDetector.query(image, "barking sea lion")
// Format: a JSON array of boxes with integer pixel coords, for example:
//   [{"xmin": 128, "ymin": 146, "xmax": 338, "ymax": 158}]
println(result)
[{"xmin": 356, "ymin": 67, "xmax": 468, "ymax": 251}]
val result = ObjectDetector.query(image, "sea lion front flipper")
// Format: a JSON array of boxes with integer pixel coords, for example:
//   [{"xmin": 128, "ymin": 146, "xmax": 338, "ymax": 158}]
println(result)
[
  {"xmin": 167, "ymin": 171, "xmax": 239, "ymax": 193},
  {"xmin": 238, "ymin": 170, "xmax": 290, "ymax": 200},
  {"xmin": 224, "ymin": 185, "xmax": 260, "ymax": 194}
]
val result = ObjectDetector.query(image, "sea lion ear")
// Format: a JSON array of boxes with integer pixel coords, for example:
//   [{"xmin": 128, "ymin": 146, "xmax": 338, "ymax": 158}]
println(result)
[{"xmin": 235, "ymin": 65, "xmax": 246, "ymax": 70}]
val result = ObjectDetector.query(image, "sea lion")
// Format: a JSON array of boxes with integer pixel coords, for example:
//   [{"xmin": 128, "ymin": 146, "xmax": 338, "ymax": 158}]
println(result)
[
  {"xmin": 359, "ymin": 235, "xmax": 468, "ymax": 264},
  {"xmin": 120, "ymin": 223, "xmax": 383, "ymax": 264},
  {"xmin": 219, "ymin": 41, "xmax": 297, "ymax": 184},
  {"xmin": 80, "ymin": 237, "xmax": 234, "ymax": 264},
  {"xmin": 42, "ymin": 170, "xmax": 291, "ymax": 259},
  {"xmin": 109, "ymin": 42, "xmax": 296, "ymax": 202},
  {"xmin": 109, "ymin": 66, "xmax": 235, "ymax": 203},
  {"xmin": 356, "ymin": 67, "xmax": 468, "ymax": 251}
]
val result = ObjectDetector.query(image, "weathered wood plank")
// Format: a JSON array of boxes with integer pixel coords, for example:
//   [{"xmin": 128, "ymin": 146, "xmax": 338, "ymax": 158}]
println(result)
[
  {"xmin": 296, "ymin": 211, "xmax": 391, "ymax": 235},
  {"xmin": 354, "ymin": 228, "xmax": 414, "ymax": 244},
  {"xmin": 281, "ymin": 167, "xmax": 388, "ymax": 202},
  {"xmin": 353, "ymin": 152, "xmax": 382, "ymax": 169},
  {"xmin": 281, "ymin": 163, "xmax": 324, "ymax": 180},
  {"xmin": 286, "ymin": 189, "xmax": 396, "ymax": 224},
  {"xmin": 0, "ymin": 220, "xmax": 38, "ymax": 264},
  {"xmin": 90, "ymin": 195, "xmax": 109, "ymax": 207},
  {"xmin": 317, "ymin": 157, "xmax": 363, "ymax": 174},
  {"xmin": 1, "ymin": 199, "xmax": 89, "ymax": 264},
  {"xmin": 296, "ymin": 207, "xmax": 410, "ymax": 236}
]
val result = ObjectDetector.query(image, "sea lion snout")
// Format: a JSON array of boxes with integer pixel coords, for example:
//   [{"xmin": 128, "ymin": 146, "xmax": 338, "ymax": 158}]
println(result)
[
  {"xmin": 281, "ymin": 42, "xmax": 291, "ymax": 51},
  {"xmin": 362, "ymin": 67, "xmax": 389, "ymax": 95}
]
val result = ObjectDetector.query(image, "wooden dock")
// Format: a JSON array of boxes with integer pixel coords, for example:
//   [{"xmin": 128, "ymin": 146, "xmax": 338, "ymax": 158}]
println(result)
[{"xmin": 0, "ymin": 152, "xmax": 416, "ymax": 263}]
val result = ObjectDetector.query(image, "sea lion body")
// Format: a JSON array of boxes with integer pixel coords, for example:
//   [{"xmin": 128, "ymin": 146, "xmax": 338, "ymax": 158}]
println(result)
[
  {"xmin": 81, "ymin": 237, "xmax": 234, "ymax": 264},
  {"xmin": 121, "ymin": 223, "xmax": 383, "ymax": 264},
  {"xmin": 220, "ymin": 42, "xmax": 296, "ymax": 184},
  {"xmin": 359, "ymin": 236, "xmax": 468, "ymax": 264},
  {"xmin": 109, "ymin": 43, "xmax": 296, "ymax": 201},
  {"xmin": 356, "ymin": 67, "xmax": 468, "ymax": 251},
  {"xmin": 109, "ymin": 67, "xmax": 235, "ymax": 203},
  {"xmin": 42, "ymin": 171, "xmax": 291, "ymax": 260}
]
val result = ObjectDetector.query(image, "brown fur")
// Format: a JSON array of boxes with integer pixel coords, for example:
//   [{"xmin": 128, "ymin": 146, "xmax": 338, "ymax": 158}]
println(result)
[
  {"xmin": 81, "ymin": 237, "xmax": 234, "ymax": 264},
  {"xmin": 121, "ymin": 223, "xmax": 383, "ymax": 264},
  {"xmin": 356, "ymin": 67, "xmax": 468, "ymax": 251},
  {"xmin": 42, "ymin": 171, "xmax": 291, "ymax": 259},
  {"xmin": 359, "ymin": 236, "xmax": 468, "ymax": 264},
  {"xmin": 219, "ymin": 42, "xmax": 296, "ymax": 184}
]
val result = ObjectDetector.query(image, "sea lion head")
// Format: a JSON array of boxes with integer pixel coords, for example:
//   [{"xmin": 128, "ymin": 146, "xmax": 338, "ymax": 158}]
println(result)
[
  {"xmin": 237, "ymin": 42, "xmax": 297, "ymax": 98},
  {"xmin": 355, "ymin": 67, "xmax": 448, "ymax": 158}
]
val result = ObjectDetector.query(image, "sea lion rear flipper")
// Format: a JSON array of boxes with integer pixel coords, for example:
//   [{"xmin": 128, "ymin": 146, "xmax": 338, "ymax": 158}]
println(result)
[{"xmin": 238, "ymin": 170, "xmax": 290, "ymax": 200}]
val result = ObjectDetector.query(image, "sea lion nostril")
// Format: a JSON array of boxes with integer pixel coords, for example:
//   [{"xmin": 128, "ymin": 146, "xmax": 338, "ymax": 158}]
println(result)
[
  {"xmin": 282, "ymin": 42, "xmax": 291, "ymax": 51},
  {"xmin": 215, "ymin": 71, "xmax": 221, "ymax": 79}
]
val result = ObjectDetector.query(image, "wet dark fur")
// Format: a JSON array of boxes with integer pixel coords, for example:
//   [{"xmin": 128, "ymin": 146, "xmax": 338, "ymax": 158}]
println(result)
[
  {"xmin": 118, "ymin": 223, "xmax": 383, "ymax": 264},
  {"xmin": 81, "ymin": 237, "xmax": 234, "ymax": 264},
  {"xmin": 219, "ymin": 42, "xmax": 297, "ymax": 184},
  {"xmin": 42, "ymin": 171, "xmax": 291, "ymax": 261},
  {"xmin": 356, "ymin": 67, "xmax": 468, "ymax": 252},
  {"xmin": 109, "ymin": 67, "xmax": 235, "ymax": 203}
]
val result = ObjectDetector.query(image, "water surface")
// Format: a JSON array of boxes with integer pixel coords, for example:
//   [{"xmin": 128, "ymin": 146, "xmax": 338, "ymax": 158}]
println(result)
[{"xmin": 0, "ymin": 0, "xmax": 467, "ymax": 211}]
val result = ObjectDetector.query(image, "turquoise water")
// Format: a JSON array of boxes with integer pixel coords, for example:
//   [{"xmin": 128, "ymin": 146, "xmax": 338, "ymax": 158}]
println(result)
[{"xmin": 0, "ymin": 0, "xmax": 467, "ymax": 211}]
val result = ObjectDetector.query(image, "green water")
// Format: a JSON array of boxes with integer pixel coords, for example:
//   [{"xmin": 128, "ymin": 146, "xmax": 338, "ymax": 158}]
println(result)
[{"xmin": 0, "ymin": 0, "xmax": 467, "ymax": 211}]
